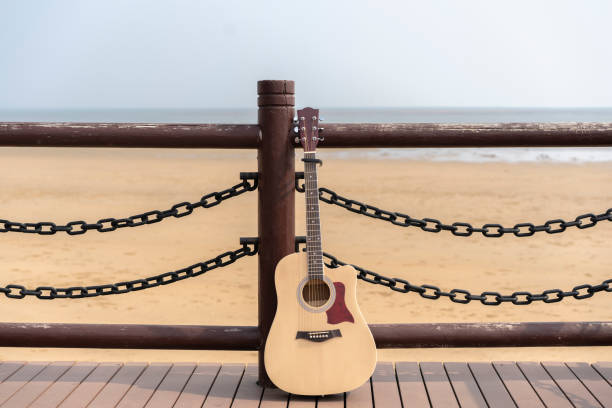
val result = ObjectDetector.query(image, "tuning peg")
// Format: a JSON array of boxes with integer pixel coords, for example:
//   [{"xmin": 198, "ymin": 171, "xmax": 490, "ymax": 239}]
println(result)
[
  {"xmin": 292, "ymin": 126, "xmax": 299, "ymax": 134},
  {"xmin": 292, "ymin": 117, "xmax": 298, "ymax": 125},
  {"xmin": 318, "ymin": 127, "xmax": 324, "ymax": 133},
  {"xmin": 319, "ymin": 117, "xmax": 324, "ymax": 122},
  {"xmin": 318, "ymin": 136, "xmax": 325, "ymax": 142},
  {"xmin": 294, "ymin": 137, "xmax": 300, "ymax": 144}
]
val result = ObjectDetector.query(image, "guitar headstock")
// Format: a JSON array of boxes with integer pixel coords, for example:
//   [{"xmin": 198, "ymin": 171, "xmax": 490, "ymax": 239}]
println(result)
[{"xmin": 296, "ymin": 107, "xmax": 322, "ymax": 152}]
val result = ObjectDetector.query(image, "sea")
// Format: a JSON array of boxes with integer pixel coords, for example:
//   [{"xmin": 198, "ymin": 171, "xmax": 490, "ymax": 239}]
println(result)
[{"xmin": 1, "ymin": 108, "xmax": 611, "ymax": 163}]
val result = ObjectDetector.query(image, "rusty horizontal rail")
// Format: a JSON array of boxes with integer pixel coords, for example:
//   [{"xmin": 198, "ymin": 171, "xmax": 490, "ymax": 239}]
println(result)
[
  {"xmin": 0, "ymin": 123, "xmax": 259, "ymax": 148},
  {"xmin": 0, "ymin": 323, "xmax": 259, "ymax": 350},
  {"xmin": 316, "ymin": 122, "xmax": 612, "ymax": 147},
  {"xmin": 0, "ymin": 321, "xmax": 609, "ymax": 349},
  {"xmin": 3, "ymin": 122, "xmax": 612, "ymax": 148},
  {"xmin": 371, "ymin": 322, "xmax": 612, "ymax": 348}
]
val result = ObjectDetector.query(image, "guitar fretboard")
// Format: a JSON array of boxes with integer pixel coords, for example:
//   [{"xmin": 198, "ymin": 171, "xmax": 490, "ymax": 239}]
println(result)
[{"xmin": 303, "ymin": 152, "xmax": 323, "ymax": 279}]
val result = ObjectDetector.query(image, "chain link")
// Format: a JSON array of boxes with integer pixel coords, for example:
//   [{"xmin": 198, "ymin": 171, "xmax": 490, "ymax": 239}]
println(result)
[
  {"xmin": 318, "ymin": 250, "xmax": 611, "ymax": 305},
  {"xmin": 0, "ymin": 174, "xmax": 257, "ymax": 236},
  {"xmin": 0, "ymin": 242, "xmax": 258, "ymax": 300},
  {"xmin": 295, "ymin": 175, "xmax": 612, "ymax": 238}
]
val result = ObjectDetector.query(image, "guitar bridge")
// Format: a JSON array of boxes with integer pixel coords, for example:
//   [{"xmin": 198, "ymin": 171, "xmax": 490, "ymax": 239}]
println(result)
[{"xmin": 295, "ymin": 329, "xmax": 342, "ymax": 343}]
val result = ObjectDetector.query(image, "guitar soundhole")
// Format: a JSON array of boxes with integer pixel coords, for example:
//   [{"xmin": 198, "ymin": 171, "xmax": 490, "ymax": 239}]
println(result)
[{"xmin": 302, "ymin": 278, "xmax": 331, "ymax": 307}]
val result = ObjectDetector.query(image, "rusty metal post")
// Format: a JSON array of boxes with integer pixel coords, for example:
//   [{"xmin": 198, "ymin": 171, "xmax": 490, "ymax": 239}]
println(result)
[{"xmin": 257, "ymin": 80, "xmax": 295, "ymax": 386}]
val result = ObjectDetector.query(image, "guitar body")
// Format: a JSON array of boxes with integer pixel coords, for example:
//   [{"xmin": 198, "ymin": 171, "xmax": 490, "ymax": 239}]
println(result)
[{"xmin": 264, "ymin": 252, "xmax": 377, "ymax": 395}]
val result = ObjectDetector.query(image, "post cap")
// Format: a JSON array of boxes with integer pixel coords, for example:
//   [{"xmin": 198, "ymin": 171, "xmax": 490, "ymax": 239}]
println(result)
[{"xmin": 257, "ymin": 80, "xmax": 295, "ymax": 107}]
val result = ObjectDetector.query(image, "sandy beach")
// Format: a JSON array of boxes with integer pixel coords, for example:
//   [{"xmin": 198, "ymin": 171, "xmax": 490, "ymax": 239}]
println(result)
[{"xmin": 0, "ymin": 147, "xmax": 610, "ymax": 363}]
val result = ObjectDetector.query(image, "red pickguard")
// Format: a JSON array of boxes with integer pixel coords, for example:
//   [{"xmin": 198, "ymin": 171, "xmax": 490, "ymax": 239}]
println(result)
[{"xmin": 326, "ymin": 282, "xmax": 355, "ymax": 324}]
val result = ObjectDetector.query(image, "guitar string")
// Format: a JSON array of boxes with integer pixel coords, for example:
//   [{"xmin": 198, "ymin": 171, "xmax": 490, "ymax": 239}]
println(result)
[
  {"xmin": 307, "ymin": 156, "xmax": 313, "ymax": 319},
  {"xmin": 304, "ymin": 154, "xmax": 307, "ymax": 333},
  {"xmin": 304, "ymin": 154, "xmax": 312, "ymax": 331},
  {"xmin": 306, "ymin": 156, "xmax": 316, "ymax": 324},
  {"xmin": 302, "ymin": 122, "xmax": 326, "ymax": 333},
  {"xmin": 309, "ymin": 157, "xmax": 316, "ymax": 330},
  {"xmin": 314, "ymin": 159, "xmax": 322, "ymax": 326},
  {"xmin": 305, "ymin": 154, "xmax": 320, "ymax": 330},
  {"xmin": 307, "ymin": 156, "xmax": 311, "ymax": 331},
  {"xmin": 306, "ymin": 154, "xmax": 324, "ymax": 325},
  {"xmin": 307, "ymin": 156, "xmax": 315, "ymax": 330}
]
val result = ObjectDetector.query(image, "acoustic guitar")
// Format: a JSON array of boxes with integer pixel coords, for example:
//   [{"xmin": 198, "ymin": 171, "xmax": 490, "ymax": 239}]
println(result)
[{"xmin": 264, "ymin": 108, "xmax": 377, "ymax": 396}]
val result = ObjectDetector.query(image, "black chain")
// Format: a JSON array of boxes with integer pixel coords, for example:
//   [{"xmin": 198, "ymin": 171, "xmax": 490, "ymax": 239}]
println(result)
[
  {"xmin": 0, "ymin": 173, "xmax": 258, "ymax": 236},
  {"xmin": 0, "ymin": 241, "xmax": 258, "ymax": 300},
  {"xmin": 320, "ymin": 251, "xmax": 611, "ymax": 305},
  {"xmin": 295, "ymin": 175, "xmax": 612, "ymax": 238}
]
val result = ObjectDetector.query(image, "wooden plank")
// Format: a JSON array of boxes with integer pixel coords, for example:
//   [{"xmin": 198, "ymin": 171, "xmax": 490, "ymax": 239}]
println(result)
[
  {"xmin": 593, "ymin": 362, "xmax": 612, "ymax": 386},
  {"xmin": 317, "ymin": 394, "xmax": 344, "ymax": 407},
  {"xmin": 345, "ymin": 379, "xmax": 372, "ymax": 408},
  {"xmin": 0, "ymin": 359, "xmax": 605, "ymax": 408},
  {"xmin": 58, "ymin": 362, "xmax": 122, "ymax": 408},
  {"xmin": 542, "ymin": 362, "xmax": 602, "ymax": 407},
  {"xmin": 420, "ymin": 362, "xmax": 458, "ymax": 408},
  {"xmin": 29, "ymin": 362, "xmax": 98, "ymax": 408},
  {"xmin": 0, "ymin": 361, "xmax": 49, "ymax": 405},
  {"xmin": 566, "ymin": 362, "xmax": 612, "ymax": 408},
  {"xmin": 517, "ymin": 362, "xmax": 572, "ymax": 408},
  {"xmin": 87, "ymin": 362, "xmax": 148, "ymax": 408},
  {"xmin": 116, "ymin": 363, "xmax": 172, "ymax": 408},
  {"xmin": 288, "ymin": 394, "xmax": 316, "ymax": 408},
  {"xmin": 444, "ymin": 362, "xmax": 487, "ymax": 408},
  {"xmin": 144, "ymin": 363, "xmax": 196, "ymax": 408},
  {"xmin": 200, "ymin": 363, "xmax": 244, "ymax": 408},
  {"xmin": 232, "ymin": 365, "xmax": 263, "ymax": 408},
  {"xmin": 493, "ymin": 362, "xmax": 544, "ymax": 408},
  {"xmin": 173, "ymin": 363, "xmax": 220, "ymax": 408},
  {"xmin": 468, "ymin": 362, "xmax": 515, "ymax": 408},
  {"xmin": 2, "ymin": 361, "xmax": 73, "ymax": 407},
  {"xmin": 259, "ymin": 387, "xmax": 289, "ymax": 408},
  {"xmin": 0, "ymin": 363, "xmax": 24, "ymax": 383},
  {"xmin": 371, "ymin": 362, "xmax": 402, "ymax": 408},
  {"xmin": 396, "ymin": 362, "xmax": 429, "ymax": 408}
]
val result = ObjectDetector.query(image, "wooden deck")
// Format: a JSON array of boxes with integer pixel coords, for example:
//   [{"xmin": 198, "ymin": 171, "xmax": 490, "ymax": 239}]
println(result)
[{"xmin": 0, "ymin": 361, "xmax": 610, "ymax": 407}]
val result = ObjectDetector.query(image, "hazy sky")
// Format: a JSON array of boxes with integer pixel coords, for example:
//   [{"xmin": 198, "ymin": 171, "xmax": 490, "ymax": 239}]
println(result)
[{"xmin": 1, "ymin": 1, "xmax": 611, "ymax": 109}]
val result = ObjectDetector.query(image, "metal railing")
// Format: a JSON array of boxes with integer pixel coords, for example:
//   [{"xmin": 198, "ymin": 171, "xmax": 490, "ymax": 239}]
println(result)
[{"xmin": 1, "ymin": 80, "xmax": 611, "ymax": 386}]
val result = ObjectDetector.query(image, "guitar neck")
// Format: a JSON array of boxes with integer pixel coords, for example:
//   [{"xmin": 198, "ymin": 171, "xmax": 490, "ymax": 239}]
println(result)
[{"xmin": 303, "ymin": 151, "xmax": 323, "ymax": 279}]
